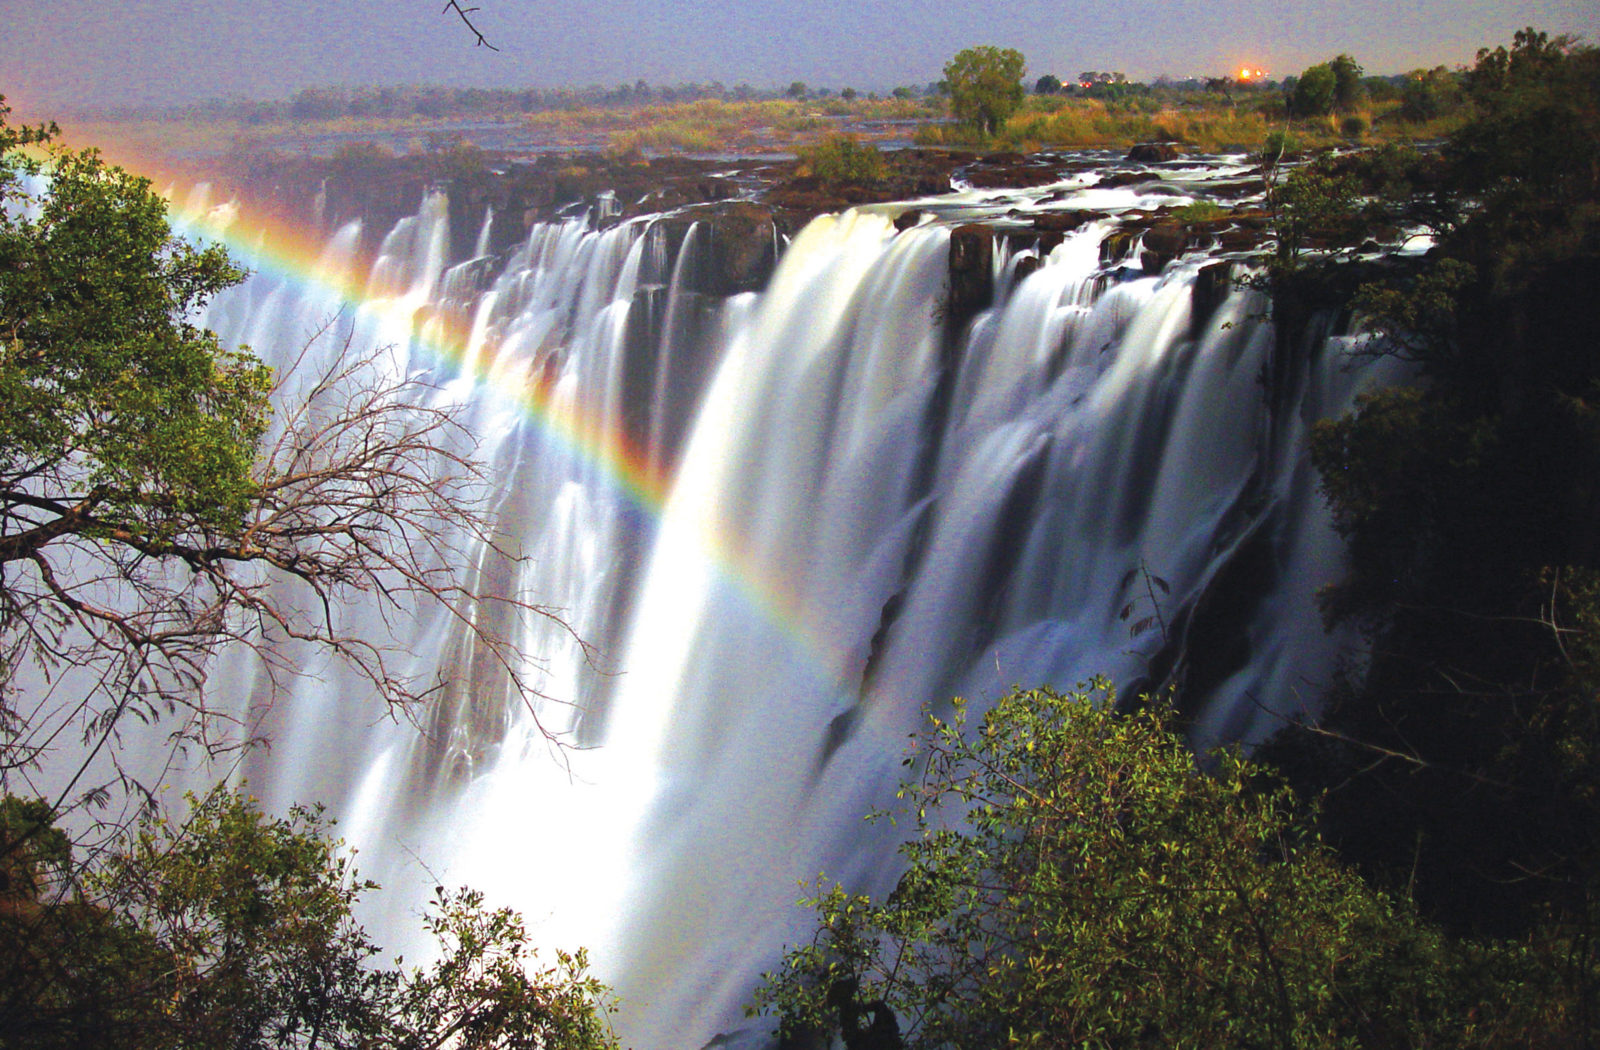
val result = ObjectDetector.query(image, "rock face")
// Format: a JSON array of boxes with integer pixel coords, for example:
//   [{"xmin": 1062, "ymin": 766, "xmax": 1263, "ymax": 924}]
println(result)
[{"xmin": 947, "ymin": 224, "xmax": 995, "ymax": 323}]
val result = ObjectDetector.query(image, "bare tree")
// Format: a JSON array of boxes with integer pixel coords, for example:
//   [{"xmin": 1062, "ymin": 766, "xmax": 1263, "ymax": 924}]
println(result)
[{"xmin": 1, "ymin": 323, "xmax": 579, "ymax": 829}]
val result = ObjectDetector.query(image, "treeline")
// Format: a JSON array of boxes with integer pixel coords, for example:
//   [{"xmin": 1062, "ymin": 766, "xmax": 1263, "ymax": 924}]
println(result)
[{"xmin": 141, "ymin": 80, "xmax": 947, "ymax": 123}]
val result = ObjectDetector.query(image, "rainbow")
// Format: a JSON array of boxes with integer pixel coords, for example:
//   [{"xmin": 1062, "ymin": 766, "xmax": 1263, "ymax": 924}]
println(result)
[{"xmin": 147, "ymin": 162, "xmax": 851, "ymax": 700}]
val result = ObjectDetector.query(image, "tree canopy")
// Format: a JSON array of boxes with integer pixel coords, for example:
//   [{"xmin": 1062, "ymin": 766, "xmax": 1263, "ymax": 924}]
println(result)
[
  {"xmin": 0, "ymin": 789, "xmax": 617, "ymax": 1049},
  {"xmin": 754, "ymin": 684, "xmax": 1553, "ymax": 1049},
  {"xmin": 942, "ymin": 46, "xmax": 1026, "ymax": 137}
]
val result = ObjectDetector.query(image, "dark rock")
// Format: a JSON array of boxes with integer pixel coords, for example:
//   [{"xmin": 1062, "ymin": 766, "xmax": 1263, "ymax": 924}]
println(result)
[
  {"xmin": 1218, "ymin": 227, "xmax": 1268, "ymax": 253},
  {"xmin": 1099, "ymin": 170, "xmax": 1149, "ymax": 189},
  {"xmin": 1139, "ymin": 222, "xmax": 1187, "ymax": 273},
  {"xmin": 1190, "ymin": 261, "xmax": 1233, "ymax": 341},
  {"xmin": 894, "ymin": 208, "xmax": 927, "ymax": 231},
  {"xmin": 947, "ymin": 224, "xmax": 995, "ymax": 324},
  {"xmin": 1031, "ymin": 211, "xmax": 1092, "ymax": 233},
  {"xmin": 1141, "ymin": 223, "xmax": 1186, "ymax": 256},
  {"xmin": 1100, "ymin": 228, "xmax": 1138, "ymax": 265},
  {"xmin": 1127, "ymin": 141, "xmax": 1182, "ymax": 163}
]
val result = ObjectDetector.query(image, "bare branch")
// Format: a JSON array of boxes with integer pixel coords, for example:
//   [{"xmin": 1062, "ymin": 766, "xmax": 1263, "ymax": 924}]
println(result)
[
  {"xmin": 2, "ymin": 326, "xmax": 587, "ymax": 829},
  {"xmin": 442, "ymin": 0, "xmax": 500, "ymax": 51}
]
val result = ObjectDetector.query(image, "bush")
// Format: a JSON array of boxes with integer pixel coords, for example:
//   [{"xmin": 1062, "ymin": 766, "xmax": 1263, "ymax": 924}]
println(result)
[
  {"xmin": 753, "ymin": 683, "xmax": 1500, "ymax": 1050},
  {"xmin": 0, "ymin": 791, "xmax": 617, "ymax": 1050},
  {"xmin": 1258, "ymin": 127, "xmax": 1301, "ymax": 162},
  {"xmin": 799, "ymin": 134, "xmax": 887, "ymax": 184}
]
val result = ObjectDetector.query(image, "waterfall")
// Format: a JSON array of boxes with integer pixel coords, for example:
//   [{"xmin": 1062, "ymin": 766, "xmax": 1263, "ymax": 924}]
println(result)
[{"xmin": 174, "ymin": 170, "xmax": 1396, "ymax": 1050}]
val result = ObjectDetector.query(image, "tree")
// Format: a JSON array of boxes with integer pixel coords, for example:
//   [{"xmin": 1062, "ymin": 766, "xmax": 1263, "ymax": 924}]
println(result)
[
  {"xmin": 1330, "ymin": 53, "xmax": 1365, "ymax": 112},
  {"xmin": 942, "ymin": 46, "xmax": 1027, "ymax": 137},
  {"xmin": 1255, "ymin": 30, "xmax": 1600, "ymax": 1040},
  {"xmin": 1290, "ymin": 62, "xmax": 1336, "ymax": 117},
  {"xmin": 0, "ymin": 789, "xmax": 617, "ymax": 1049},
  {"xmin": 1033, "ymin": 73, "xmax": 1062, "ymax": 96},
  {"xmin": 752, "ymin": 683, "xmax": 1511, "ymax": 1050},
  {"xmin": 0, "ymin": 102, "xmax": 568, "ymax": 821}
]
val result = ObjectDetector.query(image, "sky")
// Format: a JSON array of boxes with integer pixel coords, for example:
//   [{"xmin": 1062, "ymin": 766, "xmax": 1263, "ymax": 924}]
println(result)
[{"xmin": 4, "ymin": 0, "xmax": 1597, "ymax": 114}]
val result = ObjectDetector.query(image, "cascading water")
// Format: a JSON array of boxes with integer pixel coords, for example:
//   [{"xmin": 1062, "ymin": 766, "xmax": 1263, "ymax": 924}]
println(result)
[{"xmin": 170, "ymin": 165, "xmax": 1399, "ymax": 1050}]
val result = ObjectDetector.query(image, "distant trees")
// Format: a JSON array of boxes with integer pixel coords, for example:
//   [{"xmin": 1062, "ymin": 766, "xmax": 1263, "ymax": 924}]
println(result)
[
  {"xmin": 1330, "ymin": 53, "xmax": 1365, "ymax": 110},
  {"xmin": 1033, "ymin": 73, "xmax": 1062, "ymax": 95},
  {"xmin": 943, "ymin": 46, "xmax": 1027, "ymax": 136}
]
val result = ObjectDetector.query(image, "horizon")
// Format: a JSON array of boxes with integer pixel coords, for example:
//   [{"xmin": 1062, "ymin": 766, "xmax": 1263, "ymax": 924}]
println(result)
[{"xmin": 7, "ymin": 0, "xmax": 1596, "ymax": 119}]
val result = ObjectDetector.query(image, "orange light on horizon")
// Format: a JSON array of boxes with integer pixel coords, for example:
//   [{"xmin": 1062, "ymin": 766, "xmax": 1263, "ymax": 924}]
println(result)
[{"xmin": 1236, "ymin": 66, "xmax": 1269, "ymax": 81}]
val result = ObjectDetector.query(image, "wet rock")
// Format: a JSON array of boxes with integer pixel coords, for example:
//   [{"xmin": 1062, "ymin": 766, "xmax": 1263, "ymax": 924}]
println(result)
[
  {"xmin": 1100, "ymin": 228, "xmax": 1138, "ymax": 265},
  {"xmin": 1127, "ymin": 141, "xmax": 1182, "ymax": 163},
  {"xmin": 1031, "ymin": 210, "xmax": 1093, "ymax": 233},
  {"xmin": 1190, "ymin": 261, "xmax": 1234, "ymax": 341},
  {"xmin": 947, "ymin": 224, "xmax": 995, "ymax": 324},
  {"xmin": 894, "ymin": 208, "xmax": 927, "ymax": 231},
  {"xmin": 1099, "ymin": 170, "xmax": 1149, "ymax": 189},
  {"xmin": 1139, "ymin": 222, "xmax": 1187, "ymax": 273}
]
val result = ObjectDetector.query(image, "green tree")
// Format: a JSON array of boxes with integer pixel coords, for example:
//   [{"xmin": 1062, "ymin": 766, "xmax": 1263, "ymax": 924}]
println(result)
[
  {"xmin": 753, "ymin": 683, "xmax": 1496, "ymax": 1050},
  {"xmin": 1257, "ymin": 29, "xmax": 1600, "ymax": 1041},
  {"xmin": 942, "ymin": 46, "xmax": 1027, "ymax": 137},
  {"xmin": 1033, "ymin": 73, "xmax": 1062, "ymax": 95},
  {"xmin": 0, "ymin": 99, "xmax": 562, "ymax": 810},
  {"xmin": 1330, "ymin": 53, "xmax": 1365, "ymax": 112},
  {"xmin": 0, "ymin": 790, "xmax": 617, "ymax": 1049},
  {"xmin": 1290, "ymin": 62, "xmax": 1336, "ymax": 117}
]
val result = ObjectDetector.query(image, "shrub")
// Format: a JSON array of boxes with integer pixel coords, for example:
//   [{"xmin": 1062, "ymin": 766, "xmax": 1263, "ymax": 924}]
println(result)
[
  {"xmin": 799, "ymin": 134, "xmax": 887, "ymax": 184},
  {"xmin": 752, "ymin": 683, "xmax": 1497, "ymax": 1050}
]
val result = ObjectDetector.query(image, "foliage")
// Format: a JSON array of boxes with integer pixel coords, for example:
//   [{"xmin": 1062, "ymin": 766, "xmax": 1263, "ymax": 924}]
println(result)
[
  {"xmin": 1290, "ymin": 63, "xmax": 1337, "ymax": 118},
  {"xmin": 1173, "ymin": 200, "xmax": 1227, "ymax": 223},
  {"xmin": 943, "ymin": 46, "xmax": 1027, "ymax": 137},
  {"xmin": 798, "ymin": 134, "xmax": 887, "ymax": 184},
  {"xmin": 753, "ymin": 683, "xmax": 1498, "ymax": 1050},
  {"xmin": 1398, "ymin": 67, "xmax": 1462, "ymax": 123},
  {"xmin": 0, "ymin": 123, "xmax": 271, "ymax": 546},
  {"xmin": 1258, "ymin": 127, "xmax": 1301, "ymax": 161},
  {"xmin": 1033, "ymin": 74, "xmax": 1062, "ymax": 96},
  {"xmin": 1258, "ymin": 32, "xmax": 1600, "ymax": 1039},
  {"xmin": 0, "ymin": 790, "xmax": 617, "ymax": 1050},
  {"xmin": 0, "ymin": 100, "xmax": 567, "ymax": 815},
  {"xmin": 1329, "ymin": 54, "xmax": 1366, "ymax": 112}
]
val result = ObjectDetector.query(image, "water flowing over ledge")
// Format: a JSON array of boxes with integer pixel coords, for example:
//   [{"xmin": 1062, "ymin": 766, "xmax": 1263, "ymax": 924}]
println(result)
[{"xmin": 168, "ymin": 167, "xmax": 1398, "ymax": 1050}]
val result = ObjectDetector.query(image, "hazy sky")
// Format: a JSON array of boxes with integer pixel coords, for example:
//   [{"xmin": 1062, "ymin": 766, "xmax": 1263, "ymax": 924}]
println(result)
[{"xmin": 5, "ymin": 0, "xmax": 1597, "ymax": 112}]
